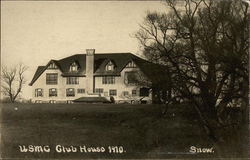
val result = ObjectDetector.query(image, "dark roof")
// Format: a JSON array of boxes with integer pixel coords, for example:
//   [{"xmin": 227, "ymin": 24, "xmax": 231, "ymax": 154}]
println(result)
[
  {"xmin": 29, "ymin": 66, "xmax": 46, "ymax": 86},
  {"xmin": 29, "ymin": 52, "xmax": 168, "ymax": 86},
  {"xmin": 133, "ymin": 58, "xmax": 170, "ymax": 86}
]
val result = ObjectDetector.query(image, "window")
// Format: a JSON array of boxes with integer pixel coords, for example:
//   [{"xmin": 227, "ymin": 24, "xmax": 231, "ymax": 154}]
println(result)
[
  {"xmin": 124, "ymin": 72, "xmax": 137, "ymax": 84},
  {"xmin": 105, "ymin": 61, "xmax": 114, "ymax": 71},
  {"xmin": 126, "ymin": 61, "xmax": 136, "ymax": 68},
  {"xmin": 94, "ymin": 88, "xmax": 104, "ymax": 94},
  {"xmin": 109, "ymin": 89, "xmax": 117, "ymax": 96},
  {"xmin": 35, "ymin": 88, "xmax": 43, "ymax": 97},
  {"xmin": 46, "ymin": 73, "xmax": 58, "ymax": 85},
  {"xmin": 139, "ymin": 88, "xmax": 150, "ymax": 97},
  {"xmin": 77, "ymin": 88, "xmax": 85, "ymax": 94},
  {"xmin": 66, "ymin": 77, "xmax": 79, "ymax": 84},
  {"xmin": 123, "ymin": 91, "xmax": 129, "ymax": 96},
  {"xmin": 102, "ymin": 76, "xmax": 115, "ymax": 84},
  {"xmin": 66, "ymin": 88, "xmax": 75, "ymax": 97},
  {"xmin": 49, "ymin": 88, "xmax": 57, "ymax": 97},
  {"xmin": 132, "ymin": 90, "xmax": 137, "ymax": 96},
  {"xmin": 48, "ymin": 62, "xmax": 58, "ymax": 69},
  {"xmin": 69, "ymin": 62, "xmax": 79, "ymax": 72}
]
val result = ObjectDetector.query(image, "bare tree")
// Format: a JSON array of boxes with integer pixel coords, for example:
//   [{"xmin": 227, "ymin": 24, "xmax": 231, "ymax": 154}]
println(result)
[
  {"xmin": 1, "ymin": 64, "xmax": 28, "ymax": 103},
  {"xmin": 135, "ymin": 0, "xmax": 248, "ymax": 141}
]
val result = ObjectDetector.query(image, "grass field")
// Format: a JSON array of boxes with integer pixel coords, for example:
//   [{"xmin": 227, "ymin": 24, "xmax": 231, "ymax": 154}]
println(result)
[{"xmin": 0, "ymin": 103, "xmax": 248, "ymax": 159}]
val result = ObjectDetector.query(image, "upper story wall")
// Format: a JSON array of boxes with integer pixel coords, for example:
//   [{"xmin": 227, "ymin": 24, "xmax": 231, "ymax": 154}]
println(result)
[
  {"xmin": 32, "ymin": 68, "xmax": 87, "ymax": 100},
  {"xmin": 94, "ymin": 64, "xmax": 151, "ymax": 101}
]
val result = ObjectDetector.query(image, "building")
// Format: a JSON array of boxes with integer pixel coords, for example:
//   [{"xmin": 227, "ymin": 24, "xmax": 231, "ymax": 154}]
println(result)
[{"xmin": 29, "ymin": 49, "xmax": 158, "ymax": 104}]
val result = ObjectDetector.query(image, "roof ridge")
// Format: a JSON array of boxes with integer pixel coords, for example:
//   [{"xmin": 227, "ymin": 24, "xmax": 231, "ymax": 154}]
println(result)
[
  {"xmin": 58, "ymin": 54, "xmax": 82, "ymax": 61},
  {"xmin": 95, "ymin": 52, "xmax": 132, "ymax": 54}
]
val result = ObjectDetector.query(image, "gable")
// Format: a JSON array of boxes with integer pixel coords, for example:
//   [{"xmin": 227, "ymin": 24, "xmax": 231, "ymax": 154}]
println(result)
[
  {"xmin": 69, "ymin": 61, "xmax": 80, "ymax": 72},
  {"xmin": 57, "ymin": 54, "xmax": 86, "ymax": 76},
  {"xmin": 48, "ymin": 61, "xmax": 59, "ymax": 69},
  {"xmin": 93, "ymin": 53, "xmax": 136, "ymax": 76},
  {"xmin": 105, "ymin": 60, "xmax": 116, "ymax": 71},
  {"xmin": 125, "ymin": 60, "xmax": 137, "ymax": 68}
]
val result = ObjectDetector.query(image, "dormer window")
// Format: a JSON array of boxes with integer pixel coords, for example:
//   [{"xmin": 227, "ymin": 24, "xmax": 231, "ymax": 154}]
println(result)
[
  {"xmin": 48, "ymin": 62, "xmax": 58, "ymax": 69},
  {"xmin": 126, "ymin": 61, "xmax": 136, "ymax": 68},
  {"xmin": 105, "ymin": 61, "xmax": 114, "ymax": 71},
  {"xmin": 69, "ymin": 62, "xmax": 79, "ymax": 72}
]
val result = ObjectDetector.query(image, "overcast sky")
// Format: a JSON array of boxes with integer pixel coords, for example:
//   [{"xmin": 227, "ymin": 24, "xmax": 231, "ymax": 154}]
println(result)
[{"xmin": 1, "ymin": 1, "xmax": 168, "ymax": 99}]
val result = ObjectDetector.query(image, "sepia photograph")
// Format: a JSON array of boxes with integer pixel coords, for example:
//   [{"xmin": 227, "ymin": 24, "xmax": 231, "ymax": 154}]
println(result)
[{"xmin": 1, "ymin": 0, "xmax": 249, "ymax": 159}]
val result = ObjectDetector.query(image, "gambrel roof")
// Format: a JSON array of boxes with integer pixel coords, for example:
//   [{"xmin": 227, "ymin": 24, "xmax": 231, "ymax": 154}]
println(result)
[
  {"xmin": 29, "ymin": 53, "xmax": 168, "ymax": 85},
  {"xmin": 29, "ymin": 52, "xmax": 169, "ymax": 86}
]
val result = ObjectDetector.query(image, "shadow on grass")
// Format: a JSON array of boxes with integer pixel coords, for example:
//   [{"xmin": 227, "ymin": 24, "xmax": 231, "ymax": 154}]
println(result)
[{"xmin": 0, "ymin": 103, "xmax": 248, "ymax": 159}]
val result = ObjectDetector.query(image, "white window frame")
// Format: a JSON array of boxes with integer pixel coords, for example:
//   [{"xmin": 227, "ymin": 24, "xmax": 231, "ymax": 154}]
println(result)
[
  {"xmin": 35, "ymin": 88, "xmax": 43, "ymax": 97},
  {"xmin": 69, "ymin": 62, "xmax": 79, "ymax": 72},
  {"xmin": 105, "ymin": 61, "xmax": 114, "ymax": 71},
  {"xmin": 46, "ymin": 73, "xmax": 58, "ymax": 85},
  {"xmin": 66, "ymin": 88, "xmax": 75, "ymax": 97},
  {"xmin": 66, "ymin": 77, "xmax": 79, "ymax": 84},
  {"xmin": 102, "ymin": 76, "xmax": 115, "ymax": 84},
  {"xmin": 109, "ymin": 89, "xmax": 117, "ymax": 96},
  {"xmin": 49, "ymin": 88, "xmax": 57, "ymax": 97},
  {"xmin": 94, "ymin": 88, "xmax": 104, "ymax": 94},
  {"xmin": 77, "ymin": 88, "xmax": 85, "ymax": 94}
]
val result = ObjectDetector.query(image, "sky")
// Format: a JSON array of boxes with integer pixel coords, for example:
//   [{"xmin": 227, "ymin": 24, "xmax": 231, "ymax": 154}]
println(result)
[{"xmin": 1, "ymin": 1, "xmax": 168, "ymax": 99}]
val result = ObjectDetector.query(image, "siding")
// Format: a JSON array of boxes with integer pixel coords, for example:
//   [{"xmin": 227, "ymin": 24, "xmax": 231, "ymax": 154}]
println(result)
[
  {"xmin": 32, "ymin": 64, "xmax": 152, "ymax": 103},
  {"xmin": 32, "ymin": 68, "xmax": 87, "ymax": 102},
  {"xmin": 94, "ymin": 67, "xmax": 152, "ymax": 102}
]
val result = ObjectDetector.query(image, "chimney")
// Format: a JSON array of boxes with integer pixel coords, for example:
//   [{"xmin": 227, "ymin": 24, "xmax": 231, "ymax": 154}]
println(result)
[{"xmin": 86, "ymin": 49, "xmax": 95, "ymax": 94}]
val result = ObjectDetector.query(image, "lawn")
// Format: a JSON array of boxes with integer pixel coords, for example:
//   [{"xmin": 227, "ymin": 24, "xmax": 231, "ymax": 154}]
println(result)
[{"xmin": 0, "ymin": 103, "xmax": 248, "ymax": 159}]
